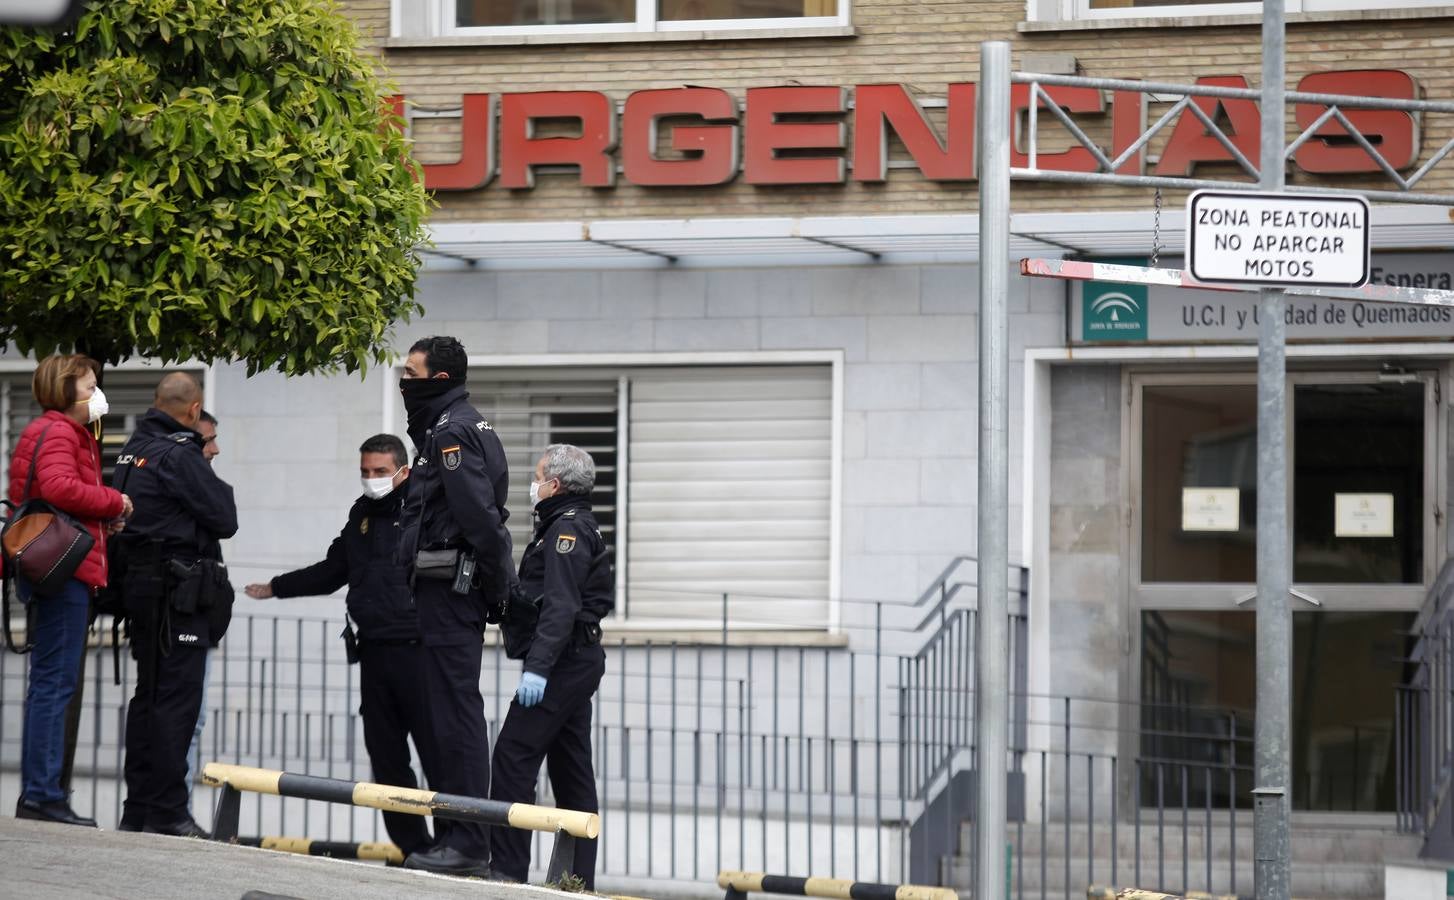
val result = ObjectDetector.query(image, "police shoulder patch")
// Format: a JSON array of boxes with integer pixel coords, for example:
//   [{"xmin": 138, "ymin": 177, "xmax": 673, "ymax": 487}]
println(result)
[
  {"xmin": 555, "ymin": 533, "xmax": 577, "ymax": 554},
  {"xmin": 441, "ymin": 444, "xmax": 462, "ymax": 471},
  {"xmin": 475, "ymin": 420, "xmax": 491, "ymax": 432},
  {"xmin": 437, "ymin": 411, "xmax": 450, "ymax": 426}
]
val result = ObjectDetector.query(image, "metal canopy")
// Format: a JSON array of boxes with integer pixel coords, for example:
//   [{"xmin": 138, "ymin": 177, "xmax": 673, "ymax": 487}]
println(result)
[{"xmin": 422, "ymin": 206, "xmax": 1454, "ymax": 270}]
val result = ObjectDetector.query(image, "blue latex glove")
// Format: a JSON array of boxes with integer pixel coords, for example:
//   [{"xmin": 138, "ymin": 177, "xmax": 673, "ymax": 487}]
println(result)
[{"xmin": 517, "ymin": 672, "xmax": 547, "ymax": 708}]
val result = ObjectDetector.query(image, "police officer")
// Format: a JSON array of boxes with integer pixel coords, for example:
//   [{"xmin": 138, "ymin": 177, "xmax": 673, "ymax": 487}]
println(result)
[
  {"xmin": 113, "ymin": 373, "xmax": 237, "ymax": 836},
  {"xmin": 490, "ymin": 444, "xmax": 613, "ymax": 889},
  {"xmin": 243, "ymin": 433, "xmax": 436, "ymax": 857},
  {"xmin": 396, "ymin": 336, "xmax": 512, "ymax": 877}
]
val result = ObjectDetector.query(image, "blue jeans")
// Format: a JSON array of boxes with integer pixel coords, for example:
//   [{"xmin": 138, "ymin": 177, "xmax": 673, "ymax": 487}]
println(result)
[{"xmin": 20, "ymin": 578, "xmax": 90, "ymax": 804}]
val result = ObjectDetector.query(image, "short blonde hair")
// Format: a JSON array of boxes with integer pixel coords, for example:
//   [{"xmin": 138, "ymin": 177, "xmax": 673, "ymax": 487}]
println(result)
[{"xmin": 31, "ymin": 354, "xmax": 100, "ymax": 412}]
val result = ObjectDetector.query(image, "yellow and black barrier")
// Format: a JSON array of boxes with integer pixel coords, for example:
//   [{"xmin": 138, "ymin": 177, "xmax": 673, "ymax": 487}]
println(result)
[
  {"xmin": 718, "ymin": 870, "xmax": 958, "ymax": 900},
  {"xmin": 204, "ymin": 762, "xmax": 600, "ymax": 882},
  {"xmin": 238, "ymin": 836, "xmax": 405, "ymax": 865}
]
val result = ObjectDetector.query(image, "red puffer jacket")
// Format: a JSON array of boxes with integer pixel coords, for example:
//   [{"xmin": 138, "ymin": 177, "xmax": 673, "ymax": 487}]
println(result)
[{"xmin": 6, "ymin": 410, "xmax": 126, "ymax": 589}]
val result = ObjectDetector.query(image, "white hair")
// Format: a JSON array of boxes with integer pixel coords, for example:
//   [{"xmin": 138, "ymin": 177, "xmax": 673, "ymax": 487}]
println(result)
[{"xmin": 541, "ymin": 443, "xmax": 595, "ymax": 495}]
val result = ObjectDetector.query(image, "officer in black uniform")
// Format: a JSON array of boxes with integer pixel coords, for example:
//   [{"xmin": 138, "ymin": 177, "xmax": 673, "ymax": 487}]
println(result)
[
  {"xmin": 396, "ymin": 336, "xmax": 513, "ymax": 877},
  {"xmin": 490, "ymin": 443, "xmax": 613, "ymax": 889},
  {"xmin": 113, "ymin": 372, "xmax": 237, "ymax": 836},
  {"xmin": 244, "ymin": 433, "xmax": 436, "ymax": 857}
]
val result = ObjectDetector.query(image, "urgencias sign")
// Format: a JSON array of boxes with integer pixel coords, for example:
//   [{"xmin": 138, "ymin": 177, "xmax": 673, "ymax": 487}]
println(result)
[{"xmin": 391, "ymin": 69, "xmax": 1422, "ymax": 192}]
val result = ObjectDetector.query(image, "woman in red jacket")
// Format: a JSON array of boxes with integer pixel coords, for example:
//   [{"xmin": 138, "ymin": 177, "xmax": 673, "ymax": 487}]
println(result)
[{"xmin": 7, "ymin": 355, "xmax": 131, "ymax": 827}]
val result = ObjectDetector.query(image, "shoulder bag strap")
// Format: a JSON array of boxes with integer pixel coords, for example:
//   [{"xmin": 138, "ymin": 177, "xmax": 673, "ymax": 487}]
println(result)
[
  {"xmin": 19, "ymin": 421, "xmax": 59, "ymax": 505},
  {"xmin": 2, "ymin": 575, "xmax": 34, "ymax": 654}
]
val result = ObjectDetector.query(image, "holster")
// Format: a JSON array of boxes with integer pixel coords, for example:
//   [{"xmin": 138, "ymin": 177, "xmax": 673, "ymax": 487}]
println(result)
[
  {"xmin": 167, "ymin": 559, "xmax": 204, "ymax": 614},
  {"xmin": 341, "ymin": 620, "xmax": 360, "ymax": 665},
  {"xmin": 414, "ymin": 548, "xmax": 459, "ymax": 581},
  {"xmin": 165, "ymin": 557, "xmax": 234, "ymax": 643},
  {"xmin": 500, "ymin": 582, "xmax": 542, "ymax": 660}
]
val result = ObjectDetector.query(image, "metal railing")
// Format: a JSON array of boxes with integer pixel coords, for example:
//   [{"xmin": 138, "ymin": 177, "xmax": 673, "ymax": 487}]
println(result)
[
  {"xmin": 0, "ymin": 557, "xmax": 1028, "ymax": 888},
  {"xmin": 1, "ymin": 569, "xmax": 1408, "ymax": 894},
  {"xmin": 1395, "ymin": 558, "xmax": 1454, "ymax": 840}
]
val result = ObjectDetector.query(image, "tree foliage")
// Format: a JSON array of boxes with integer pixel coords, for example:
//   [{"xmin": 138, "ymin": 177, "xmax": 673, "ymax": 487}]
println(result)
[{"xmin": 0, "ymin": 0, "xmax": 431, "ymax": 375}]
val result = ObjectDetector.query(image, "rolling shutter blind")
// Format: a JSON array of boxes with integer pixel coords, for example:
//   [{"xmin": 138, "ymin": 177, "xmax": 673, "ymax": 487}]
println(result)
[
  {"xmin": 468, "ymin": 372, "xmax": 620, "ymax": 565},
  {"xmin": 626, "ymin": 365, "xmax": 831, "ymax": 626}
]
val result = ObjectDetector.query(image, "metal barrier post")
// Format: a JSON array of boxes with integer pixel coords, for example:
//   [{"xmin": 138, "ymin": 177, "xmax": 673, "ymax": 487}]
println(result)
[
  {"xmin": 547, "ymin": 829, "xmax": 579, "ymax": 883},
  {"xmin": 213, "ymin": 783, "xmax": 242, "ymax": 842}
]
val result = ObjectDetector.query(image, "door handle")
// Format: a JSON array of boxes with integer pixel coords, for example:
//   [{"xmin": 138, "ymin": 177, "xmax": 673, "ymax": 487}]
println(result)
[{"xmin": 1233, "ymin": 588, "xmax": 1322, "ymax": 607}]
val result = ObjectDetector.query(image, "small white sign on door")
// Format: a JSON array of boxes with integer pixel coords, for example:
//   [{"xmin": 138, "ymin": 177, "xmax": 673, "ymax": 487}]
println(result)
[
  {"xmin": 1182, "ymin": 488, "xmax": 1240, "ymax": 532},
  {"xmin": 1335, "ymin": 493, "xmax": 1395, "ymax": 538}
]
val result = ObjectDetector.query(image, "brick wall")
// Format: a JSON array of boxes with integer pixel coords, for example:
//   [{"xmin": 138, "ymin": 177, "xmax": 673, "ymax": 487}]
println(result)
[{"xmin": 338, "ymin": 0, "xmax": 1454, "ymax": 221}]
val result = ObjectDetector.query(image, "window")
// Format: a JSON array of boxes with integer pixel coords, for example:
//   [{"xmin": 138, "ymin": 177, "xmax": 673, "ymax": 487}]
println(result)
[
  {"xmin": 1037, "ymin": 0, "xmax": 1448, "ymax": 24},
  {"xmin": 470, "ymin": 374, "xmax": 621, "ymax": 563},
  {"xmin": 397, "ymin": 0, "xmax": 846, "ymax": 38},
  {"xmin": 0, "ymin": 368, "xmax": 204, "ymax": 487},
  {"xmin": 461, "ymin": 363, "xmax": 834, "ymax": 627}
]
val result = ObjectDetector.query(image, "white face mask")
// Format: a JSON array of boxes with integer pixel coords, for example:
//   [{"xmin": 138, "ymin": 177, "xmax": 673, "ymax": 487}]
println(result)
[
  {"xmin": 85, "ymin": 387, "xmax": 109, "ymax": 424},
  {"xmin": 529, "ymin": 480, "xmax": 543, "ymax": 509},
  {"xmin": 361, "ymin": 470, "xmax": 399, "ymax": 500}
]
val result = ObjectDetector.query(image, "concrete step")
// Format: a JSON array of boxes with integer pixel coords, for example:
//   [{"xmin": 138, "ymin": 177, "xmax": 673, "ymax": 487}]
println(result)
[
  {"xmin": 973, "ymin": 822, "xmax": 1418, "ymax": 864},
  {"xmin": 943, "ymin": 857, "xmax": 1384, "ymax": 899}
]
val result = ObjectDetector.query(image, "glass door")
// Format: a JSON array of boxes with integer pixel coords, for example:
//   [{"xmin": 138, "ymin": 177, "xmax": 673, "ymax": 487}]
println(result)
[{"xmin": 1131, "ymin": 369, "xmax": 1439, "ymax": 812}]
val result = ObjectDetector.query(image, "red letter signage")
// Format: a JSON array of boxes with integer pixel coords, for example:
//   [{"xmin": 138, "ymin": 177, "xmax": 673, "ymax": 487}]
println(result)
[
  {"xmin": 1010, "ymin": 84, "xmax": 1104, "ymax": 172},
  {"xmin": 1111, "ymin": 89, "xmax": 1147, "ymax": 175},
  {"xmin": 499, "ymin": 92, "xmax": 617, "ymax": 189},
  {"xmin": 852, "ymin": 83, "xmax": 975, "ymax": 182},
  {"xmin": 744, "ymin": 86, "xmax": 847, "ymax": 185},
  {"xmin": 621, "ymin": 88, "xmax": 739, "ymax": 186},
  {"xmin": 1294, "ymin": 70, "xmax": 1420, "ymax": 174},
  {"xmin": 418, "ymin": 94, "xmax": 497, "ymax": 192},
  {"xmin": 1155, "ymin": 76, "xmax": 1261, "ymax": 177}
]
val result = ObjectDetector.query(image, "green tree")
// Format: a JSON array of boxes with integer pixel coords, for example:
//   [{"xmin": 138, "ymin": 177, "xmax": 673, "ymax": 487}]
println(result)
[{"xmin": 0, "ymin": 0, "xmax": 430, "ymax": 374}]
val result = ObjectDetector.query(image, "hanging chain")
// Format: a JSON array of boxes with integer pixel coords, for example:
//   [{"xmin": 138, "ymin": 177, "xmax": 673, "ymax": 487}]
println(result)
[{"xmin": 1150, "ymin": 188, "xmax": 1163, "ymax": 269}]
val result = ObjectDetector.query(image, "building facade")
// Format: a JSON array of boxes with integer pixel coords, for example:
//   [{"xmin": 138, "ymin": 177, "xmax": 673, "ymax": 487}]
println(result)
[{"xmin": 5, "ymin": 0, "xmax": 1454, "ymax": 893}]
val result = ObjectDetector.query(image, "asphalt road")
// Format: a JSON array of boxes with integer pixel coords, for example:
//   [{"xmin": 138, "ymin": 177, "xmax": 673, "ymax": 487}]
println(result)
[{"xmin": 0, "ymin": 816, "xmax": 589, "ymax": 900}]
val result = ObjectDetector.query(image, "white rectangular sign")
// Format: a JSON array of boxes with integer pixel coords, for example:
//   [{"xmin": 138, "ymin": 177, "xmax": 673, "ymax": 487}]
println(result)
[
  {"xmin": 1334, "ymin": 493, "xmax": 1395, "ymax": 538},
  {"xmin": 1186, "ymin": 190, "xmax": 1371, "ymax": 289},
  {"xmin": 1182, "ymin": 488, "xmax": 1240, "ymax": 532}
]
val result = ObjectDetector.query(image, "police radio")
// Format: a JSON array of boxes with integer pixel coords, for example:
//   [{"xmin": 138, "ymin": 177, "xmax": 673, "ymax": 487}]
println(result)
[{"xmin": 452, "ymin": 550, "xmax": 477, "ymax": 595}]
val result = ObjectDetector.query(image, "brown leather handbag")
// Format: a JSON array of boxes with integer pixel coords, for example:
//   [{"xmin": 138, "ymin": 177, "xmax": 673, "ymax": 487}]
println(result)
[{"xmin": 1, "ymin": 423, "xmax": 96, "ymax": 598}]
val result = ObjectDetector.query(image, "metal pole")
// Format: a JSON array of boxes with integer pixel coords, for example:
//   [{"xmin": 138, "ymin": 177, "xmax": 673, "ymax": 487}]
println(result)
[
  {"xmin": 975, "ymin": 39, "xmax": 1011, "ymax": 900},
  {"xmin": 1254, "ymin": 2, "xmax": 1292, "ymax": 898}
]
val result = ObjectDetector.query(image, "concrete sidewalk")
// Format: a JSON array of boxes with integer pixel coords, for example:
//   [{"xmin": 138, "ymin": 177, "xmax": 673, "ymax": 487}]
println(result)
[{"xmin": 0, "ymin": 816, "xmax": 588, "ymax": 900}]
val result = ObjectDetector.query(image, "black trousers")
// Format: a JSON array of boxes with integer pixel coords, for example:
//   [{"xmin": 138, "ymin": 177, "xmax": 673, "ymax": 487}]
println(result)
[
  {"xmin": 489, "ymin": 642, "xmax": 605, "ymax": 888},
  {"xmin": 358, "ymin": 640, "xmax": 435, "ymax": 856},
  {"xmin": 122, "ymin": 615, "xmax": 207, "ymax": 827},
  {"xmin": 415, "ymin": 579, "xmax": 492, "ymax": 858}
]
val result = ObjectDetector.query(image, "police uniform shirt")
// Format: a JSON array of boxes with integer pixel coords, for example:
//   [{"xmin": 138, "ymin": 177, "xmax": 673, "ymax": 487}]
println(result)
[
  {"xmin": 518, "ymin": 493, "xmax": 613, "ymax": 677},
  {"xmin": 115, "ymin": 408, "xmax": 238, "ymax": 555},
  {"xmin": 399, "ymin": 384, "xmax": 513, "ymax": 601}
]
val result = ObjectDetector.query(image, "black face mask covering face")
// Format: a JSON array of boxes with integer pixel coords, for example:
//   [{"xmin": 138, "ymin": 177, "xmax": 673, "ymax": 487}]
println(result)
[{"xmin": 399, "ymin": 377, "xmax": 456, "ymax": 431}]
